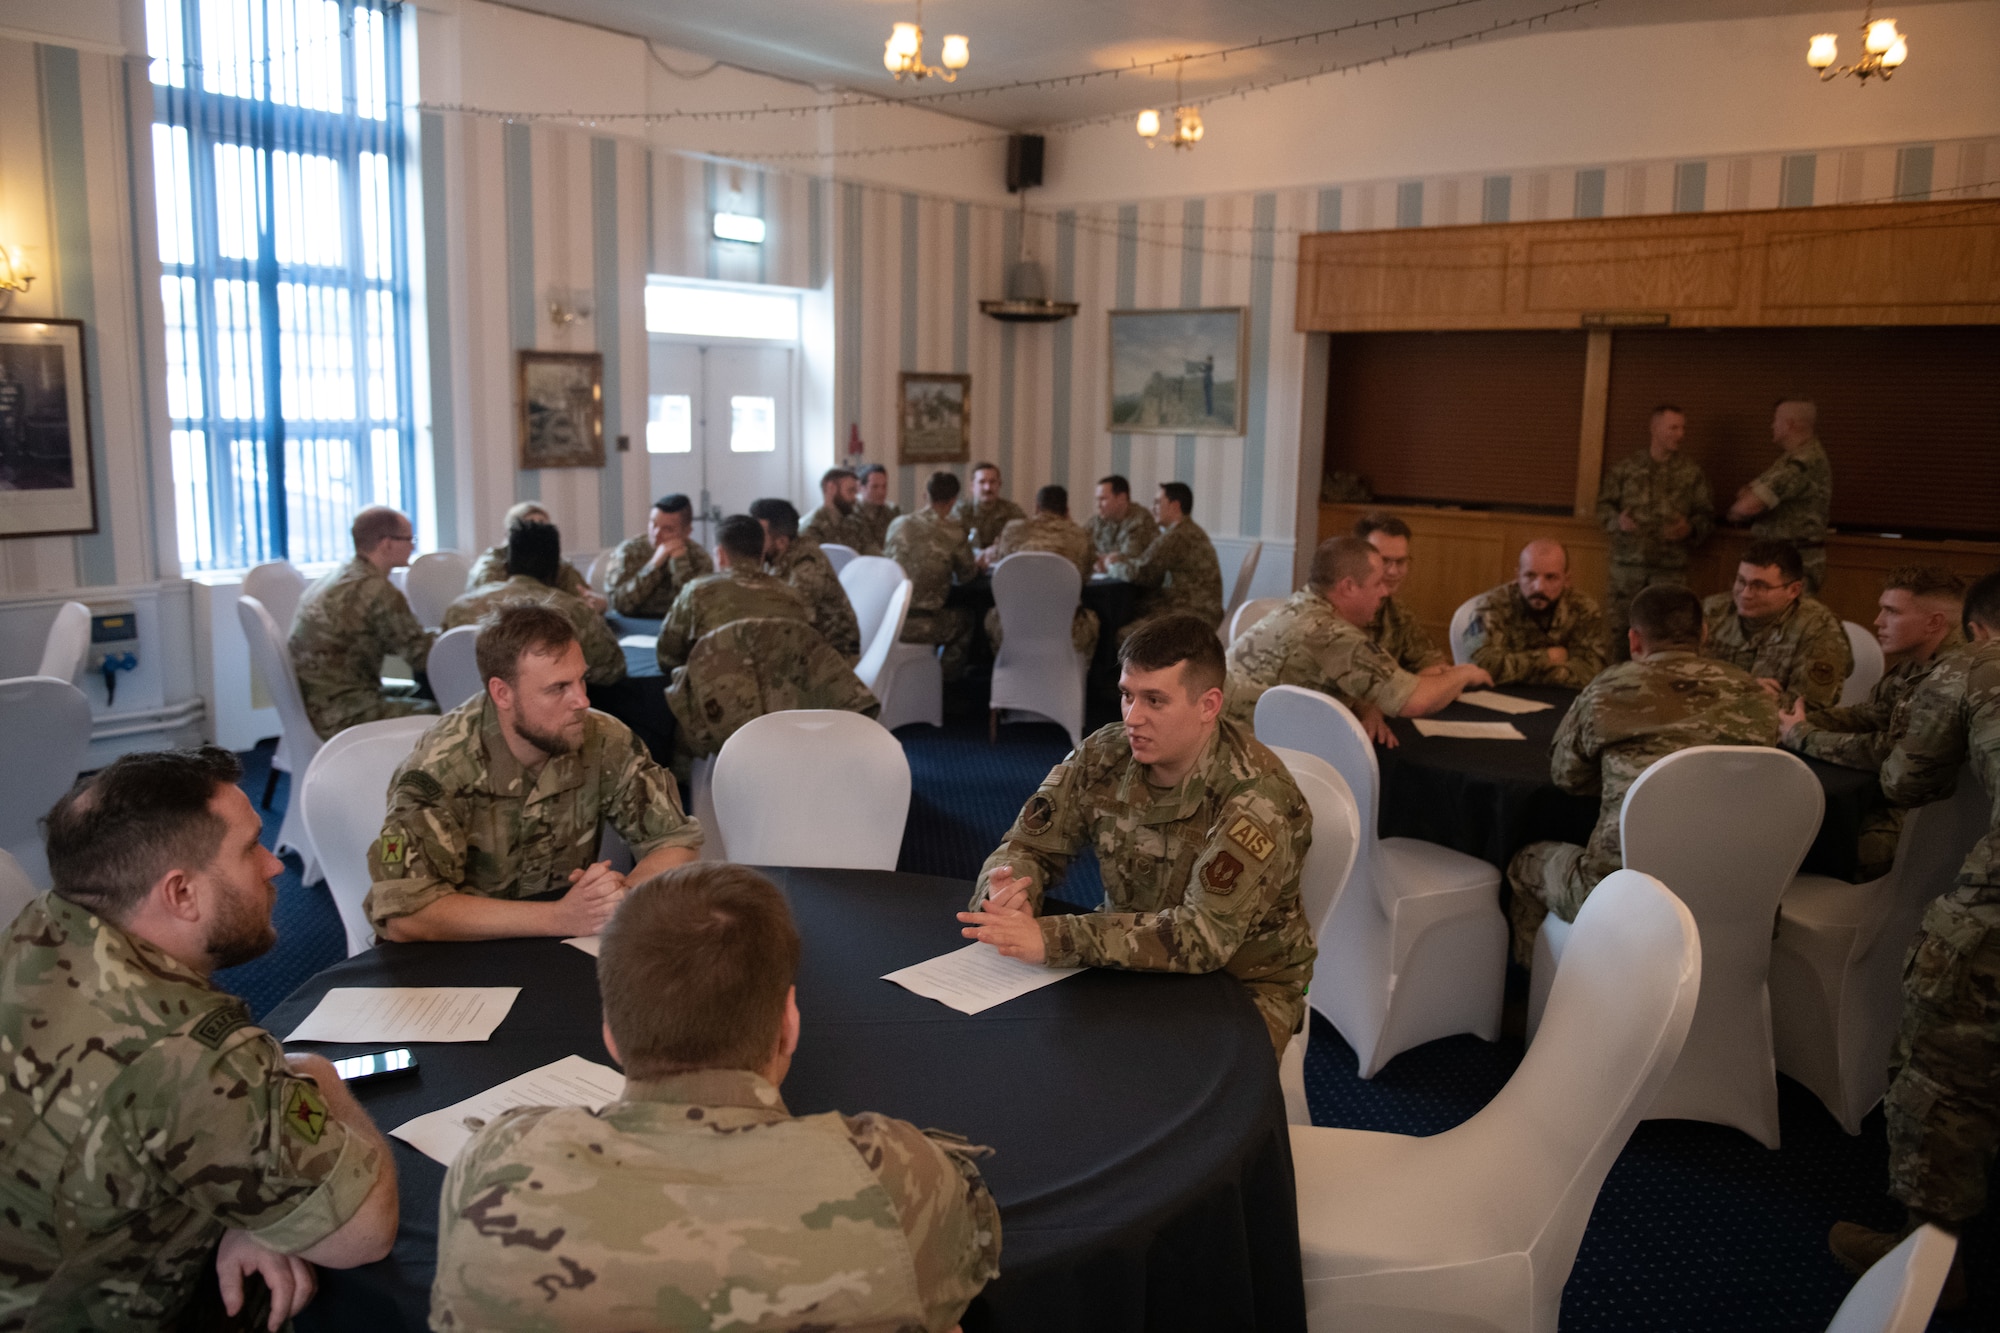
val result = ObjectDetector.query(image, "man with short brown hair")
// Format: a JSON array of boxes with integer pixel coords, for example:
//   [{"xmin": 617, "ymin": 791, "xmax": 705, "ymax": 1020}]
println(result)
[
  {"xmin": 957, "ymin": 460, "xmax": 1027, "ymax": 562},
  {"xmin": 801, "ymin": 467, "xmax": 869, "ymax": 552},
  {"xmin": 290, "ymin": 504, "xmax": 436, "ymax": 738},
  {"xmin": 1702, "ymin": 538, "xmax": 1852, "ymax": 709},
  {"xmin": 853, "ymin": 462, "xmax": 901, "ymax": 554},
  {"xmin": 604, "ymin": 494, "xmax": 714, "ymax": 617},
  {"xmin": 1595, "ymin": 404, "xmax": 1715, "ymax": 660},
  {"xmin": 1352, "ymin": 511, "xmax": 1447, "ymax": 673},
  {"xmin": 655, "ymin": 515, "xmax": 811, "ymax": 672}
]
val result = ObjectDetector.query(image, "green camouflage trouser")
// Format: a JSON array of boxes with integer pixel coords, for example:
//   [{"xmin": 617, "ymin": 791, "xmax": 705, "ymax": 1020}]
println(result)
[
  {"xmin": 1505, "ymin": 841, "xmax": 1597, "ymax": 968},
  {"xmin": 1885, "ymin": 892, "xmax": 2000, "ymax": 1225},
  {"xmin": 1604, "ymin": 565, "xmax": 1687, "ymax": 664}
]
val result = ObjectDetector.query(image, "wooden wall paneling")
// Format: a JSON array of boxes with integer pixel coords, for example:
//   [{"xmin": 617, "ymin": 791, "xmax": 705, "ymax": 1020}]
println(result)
[
  {"xmin": 1760, "ymin": 204, "xmax": 2000, "ymax": 325},
  {"xmin": 1522, "ymin": 217, "xmax": 1751, "ymax": 322},
  {"xmin": 1574, "ymin": 329, "xmax": 1612, "ymax": 518},
  {"xmin": 1300, "ymin": 228, "xmax": 1512, "ymax": 331}
]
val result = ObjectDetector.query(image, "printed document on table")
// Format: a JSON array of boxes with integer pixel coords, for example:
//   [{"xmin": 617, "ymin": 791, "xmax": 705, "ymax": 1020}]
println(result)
[
  {"xmin": 1412, "ymin": 719, "xmax": 1527, "ymax": 741},
  {"xmin": 391, "ymin": 1055, "xmax": 625, "ymax": 1165},
  {"xmin": 617, "ymin": 634, "xmax": 654, "ymax": 649},
  {"xmin": 883, "ymin": 944, "xmax": 1081, "ymax": 1015},
  {"xmin": 563, "ymin": 935, "xmax": 601, "ymax": 957},
  {"xmin": 1457, "ymin": 691, "xmax": 1555, "ymax": 715},
  {"xmin": 284, "ymin": 987, "xmax": 520, "ymax": 1044}
]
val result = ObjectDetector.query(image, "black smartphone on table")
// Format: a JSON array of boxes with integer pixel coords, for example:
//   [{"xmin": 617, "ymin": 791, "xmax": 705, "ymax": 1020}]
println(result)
[{"xmin": 331, "ymin": 1048, "xmax": 419, "ymax": 1084}]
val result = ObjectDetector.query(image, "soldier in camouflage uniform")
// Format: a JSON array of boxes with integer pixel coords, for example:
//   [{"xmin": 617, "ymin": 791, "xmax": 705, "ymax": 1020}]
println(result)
[
  {"xmin": 366, "ymin": 604, "xmax": 701, "ymax": 942},
  {"xmin": 1110, "ymin": 481, "xmax": 1226, "ymax": 634},
  {"xmin": 1089, "ymin": 473, "xmax": 1160, "ymax": 568},
  {"xmin": 1354, "ymin": 511, "xmax": 1449, "ymax": 672},
  {"xmin": 1727, "ymin": 397, "xmax": 1834, "ymax": 593},
  {"xmin": 887, "ymin": 471, "xmax": 979, "ymax": 681},
  {"xmin": 603, "ymin": 494, "xmax": 714, "ymax": 617},
  {"xmin": 1506, "ymin": 584, "xmax": 1780, "ymax": 964},
  {"xmin": 983, "ymin": 485, "xmax": 1100, "ymax": 657},
  {"xmin": 655, "ymin": 516, "xmax": 811, "ymax": 673},
  {"xmin": 433, "ymin": 864, "xmax": 1000, "ymax": 1332},
  {"xmin": 1595, "ymin": 405, "xmax": 1716, "ymax": 661},
  {"xmin": 1782, "ymin": 567, "xmax": 1967, "ymax": 878},
  {"xmin": 0, "ymin": 748, "xmax": 397, "ymax": 1331},
  {"xmin": 464, "ymin": 500, "xmax": 601, "ymax": 609},
  {"xmin": 667, "ymin": 618, "xmax": 880, "ymax": 769},
  {"xmin": 853, "ymin": 462, "xmax": 901, "ymax": 555},
  {"xmin": 750, "ymin": 497, "xmax": 862, "ymax": 662},
  {"xmin": 1702, "ymin": 539, "xmax": 1852, "ymax": 710},
  {"xmin": 956, "ymin": 460, "xmax": 1028, "ymax": 559},
  {"xmin": 445, "ymin": 524, "xmax": 625, "ymax": 685},
  {"xmin": 289, "ymin": 505, "xmax": 437, "ymax": 739},
  {"xmin": 1828, "ymin": 573, "xmax": 2000, "ymax": 1298},
  {"xmin": 801, "ymin": 466, "xmax": 871, "ymax": 552},
  {"xmin": 1465, "ymin": 539, "xmax": 1608, "ymax": 688},
  {"xmin": 960, "ymin": 614, "xmax": 1316, "ymax": 1055}
]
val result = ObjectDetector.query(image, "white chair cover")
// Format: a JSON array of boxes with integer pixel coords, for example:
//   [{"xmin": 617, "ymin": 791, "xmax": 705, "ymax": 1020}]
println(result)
[
  {"xmin": 0, "ymin": 676, "xmax": 90, "ymax": 892},
  {"xmin": 1227, "ymin": 596, "xmax": 1285, "ymax": 646},
  {"xmin": 237, "ymin": 595, "xmax": 324, "ymax": 880},
  {"xmin": 36, "ymin": 601, "xmax": 90, "ymax": 683},
  {"xmin": 1290, "ymin": 870, "xmax": 1701, "ymax": 1333},
  {"xmin": 1254, "ymin": 685, "xmax": 1506, "ymax": 1078},
  {"xmin": 989, "ymin": 552, "xmax": 1087, "ymax": 745},
  {"xmin": 242, "ymin": 560, "xmax": 307, "ymax": 632},
  {"xmin": 821, "ymin": 543, "xmax": 860, "ymax": 574},
  {"xmin": 298, "ymin": 715, "xmax": 434, "ymax": 955},
  {"xmin": 1225, "ymin": 540, "xmax": 1264, "ymax": 622},
  {"xmin": 1824, "ymin": 1224, "xmax": 1958, "ymax": 1333},
  {"xmin": 839, "ymin": 556, "xmax": 906, "ymax": 661},
  {"xmin": 876, "ymin": 642, "xmax": 944, "ymax": 732},
  {"xmin": 855, "ymin": 581, "xmax": 912, "ymax": 695},
  {"xmin": 1774, "ymin": 765, "xmax": 1992, "ymax": 1133},
  {"xmin": 404, "ymin": 551, "xmax": 472, "ymax": 628},
  {"xmin": 1267, "ymin": 746, "xmax": 1363, "ymax": 1129},
  {"xmin": 1449, "ymin": 595, "xmax": 1481, "ymax": 665},
  {"xmin": 1840, "ymin": 621, "xmax": 1885, "ymax": 707},
  {"xmin": 690, "ymin": 755, "xmax": 723, "ymax": 863},
  {"xmin": 427, "ymin": 625, "xmax": 485, "ymax": 713},
  {"xmin": 0, "ymin": 848, "xmax": 36, "ymax": 928},
  {"xmin": 712, "ymin": 711, "xmax": 912, "ymax": 870},
  {"xmin": 585, "ymin": 551, "xmax": 609, "ymax": 593}
]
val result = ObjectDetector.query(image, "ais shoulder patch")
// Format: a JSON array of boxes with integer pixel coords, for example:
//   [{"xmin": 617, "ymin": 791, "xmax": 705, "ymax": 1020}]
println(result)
[{"xmin": 1226, "ymin": 815, "xmax": 1276, "ymax": 863}]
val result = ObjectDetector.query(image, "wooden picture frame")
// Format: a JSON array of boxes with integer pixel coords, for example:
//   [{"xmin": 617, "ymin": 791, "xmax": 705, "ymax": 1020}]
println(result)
[
  {"xmin": 1108, "ymin": 307, "xmax": 1248, "ymax": 437},
  {"xmin": 517, "ymin": 350, "xmax": 605, "ymax": 470},
  {"xmin": 897, "ymin": 371, "xmax": 972, "ymax": 465},
  {"xmin": 0, "ymin": 317, "xmax": 98, "ymax": 539}
]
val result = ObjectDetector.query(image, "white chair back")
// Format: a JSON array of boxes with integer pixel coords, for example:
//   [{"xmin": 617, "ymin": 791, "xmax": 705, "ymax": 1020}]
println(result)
[
  {"xmin": 585, "ymin": 551, "xmax": 609, "ymax": 593},
  {"xmin": 855, "ymin": 580, "xmax": 912, "ymax": 694},
  {"xmin": 0, "ymin": 848, "xmax": 36, "ymax": 927},
  {"xmin": 990, "ymin": 552, "xmax": 1086, "ymax": 745},
  {"xmin": 36, "ymin": 601, "xmax": 91, "ymax": 683},
  {"xmin": 711, "ymin": 711, "xmax": 912, "ymax": 869},
  {"xmin": 839, "ymin": 555, "xmax": 906, "ymax": 661},
  {"xmin": 1824, "ymin": 1224, "xmax": 1958, "ymax": 1333},
  {"xmin": 237, "ymin": 595, "xmax": 324, "ymax": 874},
  {"xmin": 404, "ymin": 551, "xmax": 472, "ymax": 628},
  {"xmin": 427, "ymin": 625, "xmax": 484, "ymax": 712},
  {"xmin": 1840, "ymin": 621, "xmax": 1885, "ymax": 707},
  {"xmin": 299, "ymin": 715, "xmax": 435, "ymax": 955},
  {"xmin": 821, "ymin": 543, "xmax": 859, "ymax": 574},
  {"xmin": 1266, "ymin": 747, "xmax": 1362, "ymax": 940},
  {"xmin": 0, "ymin": 677, "xmax": 91, "ymax": 892},
  {"xmin": 242, "ymin": 560, "xmax": 307, "ymax": 632},
  {"xmin": 1448, "ymin": 595, "xmax": 1480, "ymax": 665},
  {"xmin": 1253, "ymin": 684, "xmax": 1381, "ymax": 897},
  {"xmin": 1621, "ymin": 745, "xmax": 1823, "ymax": 1146},
  {"xmin": 1225, "ymin": 540, "xmax": 1263, "ymax": 620},
  {"xmin": 1227, "ymin": 596, "xmax": 1284, "ymax": 646}
]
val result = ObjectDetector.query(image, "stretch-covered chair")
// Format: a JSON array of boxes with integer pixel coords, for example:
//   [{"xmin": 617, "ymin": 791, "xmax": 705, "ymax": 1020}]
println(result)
[
  {"xmin": 1290, "ymin": 871, "xmax": 1700, "ymax": 1332},
  {"xmin": 242, "ymin": 562, "xmax": 310, "ymax": 804},
  {"xmin": 988, "ymin": 552, "xmax": 1087, "ymax": 746},
  {"xmin": 0, "ymin": 676, "xmax": 90, "ymax": 891},
  {"xmin": 855, "ymin": 581, "xmax": 912, "ymax": 697},
  {"xmin": 404, "ymin": 550, "xmax": 471, "ymax": 628},
  {"xmin": 821, "ymin": 543, "xmax": 859, "ymax": 574},
  {"xmin": 1449, "ymin": 596, "xmax": 1480, "ymax": 665},
  {"xmin": 713, "ymin": 711, "xmax": 911, "ymax": 870},
  {"xmin": 427, "ymin": 625, "xmax": 484, "ymax": 713},
  {"xmin": 1224, "ymin": 540, "xmax": 1264, "ymax": 625},
  {"xmin": 36, "ymin": 601, "xmax": 90, "ymax": 684},
  {"xmin": 1840, "ymin": 621, "xmax": 1885, "ymax": 708},
  {"xmin": 1227, "ymin": 596, "xmax": 1284, "ymax": 646},
  {"xmin": 839, "ymin": 555, "xmax": 905, "ymax": 662},
  {"xmin": 1267, "ymin": 746, "xmax": 1363, "ymax": 1127},
  {"xmin": 236, "ymin": 595, "xmax": 323, "ymax": 881},
  {"xmin": 1824, "ymin": 1224, "xmax": 1958, "ymax": 1333},
  {"xmin": 299, "ymin": 715, "xmax": 435, "ymax": 955},
  {"xmin": 1255, "ymin": 685, "xmax": 1506, "ymax": 1077},
  {"xmin": 0, "ymin": 848, "xmax": 36, "ymax": 927}
]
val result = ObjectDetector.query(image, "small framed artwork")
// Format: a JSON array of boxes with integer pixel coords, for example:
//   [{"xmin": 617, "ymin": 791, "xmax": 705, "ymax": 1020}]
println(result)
[
  {"xmin": 517, "ymin": 350, "xmax": 605, "ymax": 470},
  {"xmin": 0, "ymin": 317, "xmax": 98, "ymax": 538},
  {"xmin": 1108, "ymin": 307, "xmax": 1248, "ymax": 436},
  {"xmin": 897, "ymin": 371, "xmax": 971, "ymax": 465}
]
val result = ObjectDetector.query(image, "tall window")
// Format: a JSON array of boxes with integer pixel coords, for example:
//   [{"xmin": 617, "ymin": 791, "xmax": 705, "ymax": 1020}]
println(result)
[{"xmin": 147, "ymin": 0, "xmax": 415, "ymax": 571}]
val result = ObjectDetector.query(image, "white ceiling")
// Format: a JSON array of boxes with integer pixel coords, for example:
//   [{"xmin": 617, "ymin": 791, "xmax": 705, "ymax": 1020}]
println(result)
[{"xmin": 488, "ymin": 0, "xmax": 1861, "ymax": 130}]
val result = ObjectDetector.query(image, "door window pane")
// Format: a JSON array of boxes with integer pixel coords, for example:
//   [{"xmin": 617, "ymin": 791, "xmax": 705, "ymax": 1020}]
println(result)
[
  {"xmin": 646, "ymin": 394, "xmax": 692, "ymax": 453},
  {"xmin": 729, "ymin": 396, "xmax": 776, "ymax": 453}
]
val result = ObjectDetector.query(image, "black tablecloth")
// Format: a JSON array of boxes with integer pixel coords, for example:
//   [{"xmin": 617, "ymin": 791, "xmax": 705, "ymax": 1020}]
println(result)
[
  {"xmin": 1373, "ymin": 684, "xmax": 1885, "ymax": 882},
  {"xmin": 277, "ymin": 869, "xmax": 1305, "ymax": 1333},
  {"xmin": 606, "ymin": 611, "xmax": 662, "ymax": 677}
]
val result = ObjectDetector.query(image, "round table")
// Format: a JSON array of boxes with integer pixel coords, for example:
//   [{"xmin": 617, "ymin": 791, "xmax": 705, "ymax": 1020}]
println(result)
[
  {"xmin": 1375, "ymin": 684, "xmax": 1885, "ymax": 882},
  {"xmin": 277, "ymin": 868, "xmax": 1305, "ymax": 1333}
]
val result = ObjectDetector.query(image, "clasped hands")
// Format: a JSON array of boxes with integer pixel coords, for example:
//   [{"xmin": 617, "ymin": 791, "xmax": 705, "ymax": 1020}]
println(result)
[
  {"xmin": 557, "ymin": 859, "xmax": 627, "ymax": 936},
  {"xmin": 956, "ymin": 868, "xmax": 1046, "ymax": 965}
]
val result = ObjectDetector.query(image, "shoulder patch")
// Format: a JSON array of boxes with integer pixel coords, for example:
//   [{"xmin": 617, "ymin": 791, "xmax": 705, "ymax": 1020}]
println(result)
[
  {"xmin": 1020, "ymin": 794, "xmax": 1055, "ymax": 836},
  {"xmin": 282, "ymin": 1080, "xmax": 329, "ymax": 1145},
  {"xmin": 378, "ymin": 832, "xmax": 407, "ymax": 867},
  {"xmin": 1202, "ymin": 851, "xmax": 1245, "ymax": 894},
  {"xmin": 395, "ymin": 770, "xmax": 446, "ymax": 805},
  {"xmin": 1226, "ymin": 815, "xmax": 1276, "ymax": 863},
  {"xmin": 189, "ymin": 1003, "xmax": 250, "ymax": 1050}
]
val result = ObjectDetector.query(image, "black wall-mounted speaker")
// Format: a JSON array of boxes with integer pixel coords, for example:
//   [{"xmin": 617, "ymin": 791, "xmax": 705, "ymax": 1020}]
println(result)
[{"xmin": 1006, "ymin": 134, "xmax": 1045, "ymax": 193}]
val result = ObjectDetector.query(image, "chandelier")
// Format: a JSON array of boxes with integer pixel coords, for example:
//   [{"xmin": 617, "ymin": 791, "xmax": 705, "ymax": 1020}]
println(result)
[
  {"xmin": 883, "ymin": 0, "xmax": 968, "ymax": 82},
  {"xmin": 1136, "ymin": 57, "xmax": 1203, "ymax": 150},
  {"xmin": 1807, "ymin": 6, "xmax": 1908, "ymax": 83}
]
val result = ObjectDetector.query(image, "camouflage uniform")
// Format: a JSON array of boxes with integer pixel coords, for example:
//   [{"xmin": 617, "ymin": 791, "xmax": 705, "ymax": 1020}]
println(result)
[
  {"xmin": 431, "ymin": 1067, "xmax": 1000, "ymax": 1333},
  {"xmin": 1783, "ymin": 628, "xmax": 1966, "ymax": 878},
  {"xmin": 983, "ymin": 514, "xmax": 1100, "ymax": 657},
  {"xmin": 290, "ymin": 556, "xmax": 437, "ymax": 740},
  {"xmin": 666, "ymin": 618, "xmax": 880, "ymax": 766},
  {"xmin": 1222, "ymin": 589, "xmax": 1418, "ymax": 728},
  {"xmin": 854, "ymin": 499, "xmax": 902, "ymax": 555},
  {"xmin": 769, "ymin": 535, "xmax": 862, "ymax": 662},
  {"xmin": 602, "ymin": 534, "xmax": 715, "ymax": 618},
  {"xmin": 952, "ymin": 495, "xmax": 1027, "ymax": 550},
  {"xmin": 1505, "ymin": 650, "xmax": 1779, "ymax": 964},
  {"xmin": 0, "ymin": 894, "xmax": 382, "ymax": 1330},
  {"xmin": 445, "ymin": 576, "xmax": 625, "ymax": 686},
  {"xmin": 363, "ymin": 695, "xmax": 702, "ymax": 933},
  {"xmin": 465, "ymin": 546, "xmax": 590, "ymax": 599},
  {"xmin": 976, "ymin": 719, "xmax": 1317, "ymax": 1055},
  {"xmin": 1465, "ymin": 583, "xmax": 1608, "ymax": 689},
  {"xmin": 801, "ymin": 503, "xmax": 870, "ymax": 554},
  {"xmin": 1877, "ymin": 637, "xmax": 2000, "ymax": 1226},
  {"xmin": 1746, "ymin": 438, "xmax": 1834, "ymax": 593},
  {"xmin": 1595, "ymin": 450, "xmax": 1716, "ymax": 660},
  {"xmin": 1701, "ymin": 592, "xmax": 1853, "ymax": 710},
  {"xmin": 1363, "ymin": 593, "xmax": 1447, "ymax": 673},
  {"xmin": 655, "ymin": 567, "xmax": 810, "ymax": 673},
  {"xmin": 1110, "ymin": 519, "xmax": 1227, "ymax": 633},
  {"xmin": 1088, "ymin": 506, "xmax": 1160, "ymax": 565},
  {"xmin": 886, "ymin": 508, "xmax": 977, "ymax": 681}
]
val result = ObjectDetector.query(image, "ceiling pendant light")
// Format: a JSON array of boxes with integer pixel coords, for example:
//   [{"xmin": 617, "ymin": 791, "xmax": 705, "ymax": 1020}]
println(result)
[
  {"xmin": 1806, "ymin": 4, "xmax": 1909, "ymax": 83},
  {"xmin": 883, "ymin": 0, "xmax": 968, "ymax": 82},
  {"xmin": 1136, "ymin": 57, "xmax": 1203, "ymax": 150}
]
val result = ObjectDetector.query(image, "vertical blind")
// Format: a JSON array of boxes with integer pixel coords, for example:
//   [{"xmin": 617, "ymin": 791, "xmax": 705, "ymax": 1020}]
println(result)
[{"xmin": 148, "ymin": 0, "xmax": 415, "ymax": 571}]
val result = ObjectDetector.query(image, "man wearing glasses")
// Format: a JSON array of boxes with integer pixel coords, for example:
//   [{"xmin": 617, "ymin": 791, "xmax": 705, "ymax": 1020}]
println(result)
[
  {"xmin": 1701, "ymin": 538, "xmax": 1852, "ymax": 710},
  {"xmin": 290, "ymin": 505, "xmax": 437, "ymax": 739},
  {"xmin": 1353, "ymin": 511, "xmax": 1448, "ymax": 674}
]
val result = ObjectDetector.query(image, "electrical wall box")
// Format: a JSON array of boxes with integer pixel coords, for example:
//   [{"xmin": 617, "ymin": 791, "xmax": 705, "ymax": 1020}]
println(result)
[{"xmin": 89, "ymin": 601, "xmax": 139, "ymax": 674}]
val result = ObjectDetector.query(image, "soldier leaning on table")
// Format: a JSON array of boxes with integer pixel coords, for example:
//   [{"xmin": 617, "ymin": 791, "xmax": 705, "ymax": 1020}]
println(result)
[
  {"xmin": 1700, "ymin": 538, "xmax": 1852, "ymax": 711},
  {"xmin": 1353, "ymin": 511, "xmax": 1450, "ymax": 674},
  {"xmin": 602, "ymin": 493, "xmax": 716, "ymax": 618},
  {"xmin": 1464, "ymin": 539, "xmax": 1608, "ymax": 689}
]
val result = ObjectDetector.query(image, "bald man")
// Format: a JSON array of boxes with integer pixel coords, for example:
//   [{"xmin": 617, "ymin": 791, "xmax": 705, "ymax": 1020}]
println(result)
[
  {"xmin": 1727, "ymin": 397, "xmax": 1834, "ymax": 593},
  {"xmin": 1464, "ymin": 540, "xmax": 1608, "ymax": 688}
]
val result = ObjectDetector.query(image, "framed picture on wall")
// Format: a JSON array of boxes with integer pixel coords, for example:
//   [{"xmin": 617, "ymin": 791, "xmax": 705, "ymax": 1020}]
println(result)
[
  {"xmin": 517, "ymin": 350, "xmax": 605, "ymax": 470},
  {"xmin": 1108, "ymin": 307, "xmax": 1247, "ymax": 436},
  {"xmin": 0, "ymin": 317, "xmax": 98, "ymax": 539},
  {"xmin": 897, "ymin": 371, "xmax": 971, "ymax": 465}
]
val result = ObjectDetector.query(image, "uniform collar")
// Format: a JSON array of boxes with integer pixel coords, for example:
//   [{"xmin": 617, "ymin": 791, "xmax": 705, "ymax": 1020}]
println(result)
[
  {"xmin": 346, "ymin": 555, "xmax": 385, "ymax": 583},
  {"xmin": 42, "ymin": 891, "xmax": 219, "ymax": 994},
  {"xmin": 1119, "ymin": 724, "xmax": 1224, "ymax": 824},
  {"xmin": 476, "ymin": 695, "xmax": 585, "ymax": 802},
  {"xmin": 1634, "ymin": 648, "xmax": 1699, "ymax": 663},
  {"xmin": 621, "ymin": 1067, "xmax": 790, "ymax": 1115}
]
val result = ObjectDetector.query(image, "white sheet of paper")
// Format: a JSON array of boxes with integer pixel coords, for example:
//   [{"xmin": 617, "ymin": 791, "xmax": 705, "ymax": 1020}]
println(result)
[
  {"xmin": 390, "ymin": 1055, "xmax": 626, "ymax": 1165},
  {"xmin": 284, "ymin": 987, "xmax": 520, "ymax": 1044},
  {"xmin": 617, "ymin": 634, "xmax": 654, "ymax": 649},
  {"xmin": 1412, "ymin": 719, "xmax": 1528, "ymax": 741},
  {"xmin": 1456, "ymin": 691, "xmax": 1555, "ymax": 715},
  {"xmin": 563, "ymin": 935, "xmax": 601, "ymax": 957},
  {"xmin": 882, "ymin": 944, "xmax": 1081, "ymax": 1015}
]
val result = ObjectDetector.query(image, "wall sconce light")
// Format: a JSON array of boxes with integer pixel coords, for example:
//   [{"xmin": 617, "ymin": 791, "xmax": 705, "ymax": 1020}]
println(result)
[
  {"xmin": 547, "ymin": 288, "xmax": 592, "ymax": 329},
  {"xmin": 0, "ymin": 244, "xmax": 34, "ymax": 311},
  {"xmin": 713, "ymin": 212, "xmax": 767, "ymax": 245}
]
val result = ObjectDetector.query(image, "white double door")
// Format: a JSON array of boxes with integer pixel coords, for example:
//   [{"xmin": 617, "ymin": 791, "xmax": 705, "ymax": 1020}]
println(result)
[{"xmin": 646, "ymin": 340, "xmax": 795, "ymax": 545}]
